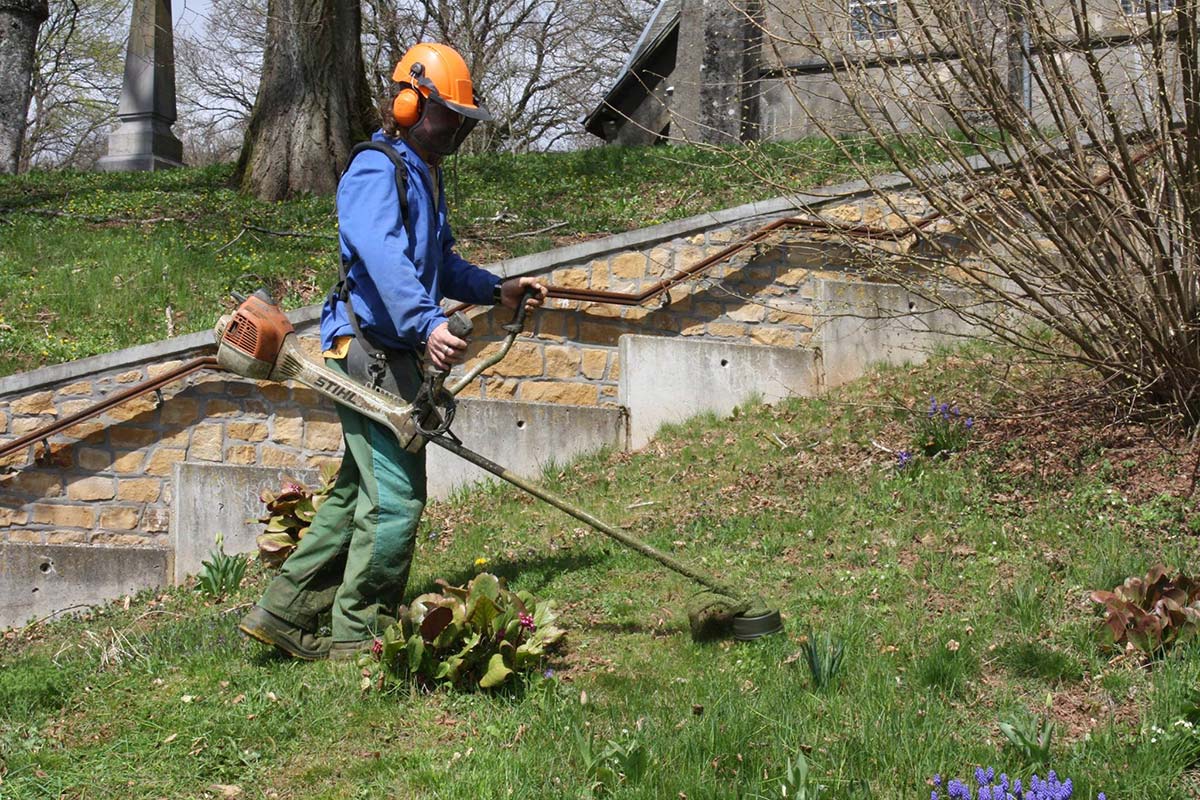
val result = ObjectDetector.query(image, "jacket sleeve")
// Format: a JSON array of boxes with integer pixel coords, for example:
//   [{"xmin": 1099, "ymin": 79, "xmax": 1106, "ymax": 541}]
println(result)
[{"xmin": 338, "ymin": 151, "xmax": 446, "ymax": 348}]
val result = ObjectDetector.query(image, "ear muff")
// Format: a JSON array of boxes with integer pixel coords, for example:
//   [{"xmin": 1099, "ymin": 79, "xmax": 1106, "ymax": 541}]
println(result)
[{"xmin": 392, "ymin": 83, "xmax": 423, "ymax": 128}]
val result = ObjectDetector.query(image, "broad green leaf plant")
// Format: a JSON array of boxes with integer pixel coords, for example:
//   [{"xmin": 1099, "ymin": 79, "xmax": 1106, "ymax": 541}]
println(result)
[{"xmin": 381, "ymin": 572, "xmax": 565, "ymax": 690}]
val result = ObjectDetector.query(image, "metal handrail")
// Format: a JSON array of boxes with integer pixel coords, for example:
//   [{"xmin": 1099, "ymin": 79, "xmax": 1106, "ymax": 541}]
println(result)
[{"xmin": 0, "ymin": 355, "xmax": 220, "ymax": 463}]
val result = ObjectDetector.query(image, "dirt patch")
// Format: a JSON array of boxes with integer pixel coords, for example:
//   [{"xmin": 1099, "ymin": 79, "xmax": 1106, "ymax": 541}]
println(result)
[
  {"xmin": 970, "ymin": 365, "xmax": 1198, "ymax": 506},
  {"xmin": 1040, "ymin": 683, "xmax": 1141, "ymax": 743}
]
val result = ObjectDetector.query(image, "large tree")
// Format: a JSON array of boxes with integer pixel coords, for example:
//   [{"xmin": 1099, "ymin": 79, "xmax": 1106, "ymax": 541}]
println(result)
[
  {"xmin": 234, "ymin": 0, "xmax": 375, "ymax": 199},
  {"xmin": 0, "ymin": 0, "xmax": 49, "ymax": 173}
]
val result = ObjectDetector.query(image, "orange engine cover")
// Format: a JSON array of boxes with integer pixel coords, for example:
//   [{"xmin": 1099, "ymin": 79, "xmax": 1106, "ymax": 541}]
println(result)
[{"xmin": 223, "ymin": 293, "xmax": 295, "ymax": 364}]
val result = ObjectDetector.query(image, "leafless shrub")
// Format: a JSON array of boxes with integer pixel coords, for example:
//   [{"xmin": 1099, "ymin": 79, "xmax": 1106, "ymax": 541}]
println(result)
[{"xmin": 749, "ymin": 0, "xmax": 1200, "ymax": 425}]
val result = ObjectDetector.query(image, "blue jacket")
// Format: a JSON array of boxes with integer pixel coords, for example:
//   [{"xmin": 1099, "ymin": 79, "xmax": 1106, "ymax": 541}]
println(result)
[{"xmin": 320, "ymin": 132, "xmax": 500, "ymax": 352}]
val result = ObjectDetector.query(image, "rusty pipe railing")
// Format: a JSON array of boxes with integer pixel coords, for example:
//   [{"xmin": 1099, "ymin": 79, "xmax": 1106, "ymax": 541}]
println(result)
[
  {"xmin": 453, "ymin": 211, "xmax": 916, "ymax": 315},
  {"xmin": 0, "ymin": 355, "xmax": 220, "ymax": 463}
]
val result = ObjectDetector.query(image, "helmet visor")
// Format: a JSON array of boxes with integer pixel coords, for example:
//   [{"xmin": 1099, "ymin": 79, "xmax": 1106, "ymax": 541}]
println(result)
[
  {"xmin": 412, "ymin": 98, "xmax": 479, "ymax": 156},
  {"xmin": 412, "ymin": 72, "xmax": 494, "ymax": 122}
]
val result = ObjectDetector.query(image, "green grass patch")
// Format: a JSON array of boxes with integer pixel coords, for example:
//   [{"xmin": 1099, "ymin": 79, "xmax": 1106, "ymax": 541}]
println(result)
[{"xmin": 0, "ymin": 139, "xmax": 897, "ymax": 378}]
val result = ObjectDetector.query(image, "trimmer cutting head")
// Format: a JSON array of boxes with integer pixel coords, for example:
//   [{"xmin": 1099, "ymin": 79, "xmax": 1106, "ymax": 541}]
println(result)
[{"xmin": 687, "ymin": 593, "xmax": 784, "ymax": 642}]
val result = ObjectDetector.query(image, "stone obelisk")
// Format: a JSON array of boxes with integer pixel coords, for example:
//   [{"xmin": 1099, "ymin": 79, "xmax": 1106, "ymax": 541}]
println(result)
[{"xmin": 98, "ymin": 0, "xmax": 184, "ymax": 171}]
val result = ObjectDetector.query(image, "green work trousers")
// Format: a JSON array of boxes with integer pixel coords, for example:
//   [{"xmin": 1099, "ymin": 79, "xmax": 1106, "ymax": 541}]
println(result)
[{"xmin": 259, "ymin": 354, "xmax": 427, "ymax": 643}]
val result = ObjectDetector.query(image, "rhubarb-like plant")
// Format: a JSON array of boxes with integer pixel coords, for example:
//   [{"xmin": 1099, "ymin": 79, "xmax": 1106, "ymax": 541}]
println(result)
[
  {"xmin": 381, "ymin": 572, "xmax": 565, "ymax": 690},
  {"xmin": 255, "ymin": 464, "xmax": 337, "ymax": 568},
  {"xmin": 1091, "ymin": 564, "xmax": 1200, "ymax": 656}
]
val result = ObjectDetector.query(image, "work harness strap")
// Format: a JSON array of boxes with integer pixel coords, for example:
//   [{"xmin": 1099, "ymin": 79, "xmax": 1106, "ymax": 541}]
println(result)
[{"xmin": 330, "ymin": 141, "xmax": 414, "ymax": 389}]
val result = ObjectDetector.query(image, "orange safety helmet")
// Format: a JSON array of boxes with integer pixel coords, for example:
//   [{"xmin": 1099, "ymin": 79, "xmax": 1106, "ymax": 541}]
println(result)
[{"xmin": 392, "ymin": 43, "xmax": 492, "ymax": 129}]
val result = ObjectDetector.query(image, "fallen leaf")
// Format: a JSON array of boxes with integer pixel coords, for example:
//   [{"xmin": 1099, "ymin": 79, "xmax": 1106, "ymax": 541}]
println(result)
[
  {"xmin": 208, "ymin": 785, "xmax": 242, "ymax": 798},
  {"xmin": 162, "ymin": 733, "xmax": 178, "ymax": 745},
  {"xmin": 231, "ymin": 694, "xmax": 245, "ymax": 705}
]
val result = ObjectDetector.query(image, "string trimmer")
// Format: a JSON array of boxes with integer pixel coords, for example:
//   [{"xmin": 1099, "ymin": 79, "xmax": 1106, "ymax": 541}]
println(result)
[{"xmin": 214, "ymin": 290, "xmax": 783, "ymax": 641}]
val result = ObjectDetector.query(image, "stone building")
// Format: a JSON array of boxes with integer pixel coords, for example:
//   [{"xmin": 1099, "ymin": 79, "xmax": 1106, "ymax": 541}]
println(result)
[{"xmin": 585, "ymin": 0, "xmax": 1175, "ymax": 145}]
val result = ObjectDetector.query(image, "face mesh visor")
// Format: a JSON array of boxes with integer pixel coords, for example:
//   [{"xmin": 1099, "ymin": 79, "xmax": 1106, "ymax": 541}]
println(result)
[{"xmin": 410, "ymin": 75, "xmax": 491, "ymax": 155}]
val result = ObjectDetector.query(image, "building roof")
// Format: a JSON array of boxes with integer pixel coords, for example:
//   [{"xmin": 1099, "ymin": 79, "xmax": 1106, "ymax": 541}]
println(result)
[{"xmin": 583, "ymin": 0, "xmax": 681, "ymax": 139}]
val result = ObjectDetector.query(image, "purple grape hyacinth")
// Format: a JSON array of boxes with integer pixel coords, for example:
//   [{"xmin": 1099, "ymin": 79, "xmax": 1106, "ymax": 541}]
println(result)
[{"xmin": 929, "ymin": 768, "xmax": 1103, "ymax": 800}]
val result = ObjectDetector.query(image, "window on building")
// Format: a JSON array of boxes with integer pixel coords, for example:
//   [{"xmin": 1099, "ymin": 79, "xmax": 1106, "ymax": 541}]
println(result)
[
  {"xmin": 1121, "ymin": 0, "xmax": 1175, "ymax": 12},
  {"xmin": 850, "ymin": 0, "xmax": 899, "ymax": 40}
]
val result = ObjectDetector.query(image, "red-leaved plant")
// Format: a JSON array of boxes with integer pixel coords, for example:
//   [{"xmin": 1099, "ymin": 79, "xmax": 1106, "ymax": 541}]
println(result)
[
  {"xmin": 1091, "ymin": 564, "xmax": 1200, "ymax": 657},
  {"xmin": 255, "ymin": 464, "xmax": 338, "ymax": 568}
]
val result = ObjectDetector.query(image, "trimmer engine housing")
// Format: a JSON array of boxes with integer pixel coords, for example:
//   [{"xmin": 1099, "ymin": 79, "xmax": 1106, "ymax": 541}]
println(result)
[{"xmin": 215, "ymin": 291, "xmax": 295, "ymax": 380}]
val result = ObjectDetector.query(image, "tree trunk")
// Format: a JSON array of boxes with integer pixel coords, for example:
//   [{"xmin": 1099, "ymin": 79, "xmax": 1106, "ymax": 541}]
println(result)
[
  {"xmin": 234, "ymin": 0, "xmax": 374, "ymax": 200},
  {"xmin": 0, "ymin": 0, "xmax": 49, "ymax": 174}
]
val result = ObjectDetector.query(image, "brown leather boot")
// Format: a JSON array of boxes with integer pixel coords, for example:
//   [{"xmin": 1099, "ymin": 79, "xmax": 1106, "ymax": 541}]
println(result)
[{"xmin": 238, "ymin": 606, "xmax": 330, "ymax": 661}]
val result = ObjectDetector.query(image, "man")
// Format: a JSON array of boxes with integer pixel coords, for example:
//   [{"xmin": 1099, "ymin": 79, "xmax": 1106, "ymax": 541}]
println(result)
[{"xmin": 239, "ymin": 43, "xmax": 547, "ymax": 660}]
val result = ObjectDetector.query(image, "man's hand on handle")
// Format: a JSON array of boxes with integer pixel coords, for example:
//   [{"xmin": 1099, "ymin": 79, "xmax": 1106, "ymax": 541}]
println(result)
[
  {"xmin": 499, "ymin": 276, "xmax": 547, "ymax": 311},
  {"xmin": 426, "ymin": 322, "xmax": 468, "ymax": 370},
  {"xmin": 426, "ymin": 278, "xmax": 546, "ymax": 369}
]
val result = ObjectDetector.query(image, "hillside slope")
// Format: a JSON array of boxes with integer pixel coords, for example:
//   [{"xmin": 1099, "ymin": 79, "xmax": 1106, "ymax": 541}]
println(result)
[
  {"xmin": 0, "ymin": 140, "xmax": 893, "ymax": 378},
  {"xmin": 2, "ymin": 347, "xmax": 1198, "ymax": 799}
]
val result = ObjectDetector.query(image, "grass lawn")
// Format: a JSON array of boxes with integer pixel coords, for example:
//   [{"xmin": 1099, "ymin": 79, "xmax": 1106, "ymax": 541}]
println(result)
[
  {"xmin": 3, "ymin": 345, "xmax": 1199, "ymax": 799},
  {"xmin": 0, "ymin": 139, "xmax": 897, "ymax": 379}
]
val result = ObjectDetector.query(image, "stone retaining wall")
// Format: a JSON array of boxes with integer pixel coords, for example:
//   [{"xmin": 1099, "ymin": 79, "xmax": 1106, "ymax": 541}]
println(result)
[
  {"xmin": 453, "ymin": 226, "xmax": 851, "ymax": 407},
  {"xmin": 0, "ymin": 341, "xmax": 340, "ymax": 550}
]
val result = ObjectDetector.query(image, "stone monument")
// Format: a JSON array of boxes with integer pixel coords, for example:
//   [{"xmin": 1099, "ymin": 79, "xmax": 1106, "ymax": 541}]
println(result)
[{"xmin": 98, "ymin": 0, "xmax": 184, "ymax": 171}]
